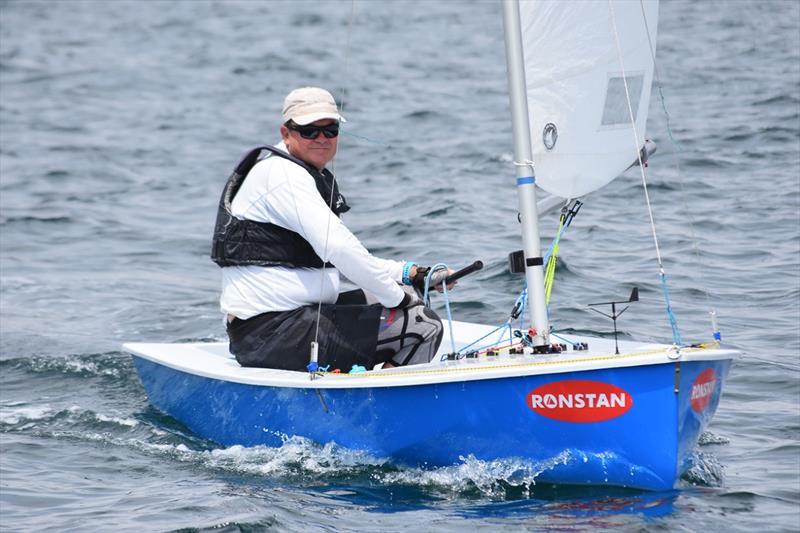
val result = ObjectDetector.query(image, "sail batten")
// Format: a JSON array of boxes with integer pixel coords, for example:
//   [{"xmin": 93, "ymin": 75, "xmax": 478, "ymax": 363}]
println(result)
[{"xmin": 520, "ymin": 0, "xmax": 659, "ymax": 199}]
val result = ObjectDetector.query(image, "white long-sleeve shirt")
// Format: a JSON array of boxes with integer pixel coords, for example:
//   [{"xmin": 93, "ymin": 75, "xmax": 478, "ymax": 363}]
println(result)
[{"xmin": 220, "ymin": 142, "xmax": 407, "ymax": 319}]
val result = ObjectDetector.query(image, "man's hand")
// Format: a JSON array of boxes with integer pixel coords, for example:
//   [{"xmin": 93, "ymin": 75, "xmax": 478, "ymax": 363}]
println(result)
[
  {"xmin": 394, "ymin": 290, "xmax": 423, "ymax": 309},
  {"xmin": 412, "ymin": 266, "xmax": 456, "ymax": 295}
]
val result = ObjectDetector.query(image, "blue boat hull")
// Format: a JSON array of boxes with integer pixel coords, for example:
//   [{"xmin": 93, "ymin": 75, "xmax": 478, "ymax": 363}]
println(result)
[{"xmin": 132, "ymin": 355, "xmax": 731, "ymax": 490}]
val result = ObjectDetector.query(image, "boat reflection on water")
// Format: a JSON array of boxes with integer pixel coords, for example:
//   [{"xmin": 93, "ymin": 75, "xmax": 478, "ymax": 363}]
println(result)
[
  {"xmin": 440, "ymin": 485, "xmax": 677, "ymax": 525},
  {"xmin": 318, "ymin": 480, "xmax": 678, "ymax": 524}
]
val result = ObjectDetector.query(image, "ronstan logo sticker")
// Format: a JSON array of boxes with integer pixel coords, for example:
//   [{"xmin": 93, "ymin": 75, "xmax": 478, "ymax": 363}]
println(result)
[
  {"xmin": 690, "ymin": 368, "xmax": 716, "ymax": 412},
  {"xmin": 527, "ymin": 380, "xmax": 633, "ymax": 423}
]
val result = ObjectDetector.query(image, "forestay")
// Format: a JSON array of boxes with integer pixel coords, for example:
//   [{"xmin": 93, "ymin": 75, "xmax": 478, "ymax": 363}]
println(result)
[{"xmin": 519, "ymin": 0, "xmax": 659, "ymax": 199}]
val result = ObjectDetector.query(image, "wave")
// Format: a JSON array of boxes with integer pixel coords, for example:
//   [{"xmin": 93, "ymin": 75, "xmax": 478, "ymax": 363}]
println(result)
[
  {"xmin": 698, "ymin": 431, "xmax": 731, "ymax": 446},
  {"xmin": 0, "ymin": 402, "xmax": 687, "ymax": 505},
  {"xmin": 380, "ymin": 452, "xmax": 574, "ymax": 500},
  {"xmin": 681, "ymin": 451, "xmax": 725, "ymax": 487},
  {"xmin": 0, "ymin": 402, "xmax": 138, "ymax": 430},
  {"xmin": 290, "ymin": 13, "xmax": 325, "ymax": 27},
  {"xmin": 0, "ymin": 351, "xmax": 132, "ymax": 380},
  {"xmin": 404, "ymin": 110, "xmax": 445, "ymax": 120},
  {"xmin": 0, "ymin": 215, "xmax": 73, "ymax": 225},
  {"xmin": 753, "ymin": 94, "xmax": 800, "ymax": 107}
]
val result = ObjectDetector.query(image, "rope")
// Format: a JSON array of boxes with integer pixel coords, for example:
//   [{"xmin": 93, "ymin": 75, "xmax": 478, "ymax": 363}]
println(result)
[
  {"xmin": 457, "ymin": 323, "xmax": 512, "ymax": 354},
  {"xmin": 638, "ymin": 0, "xmax": 719, "ymax": 341},
  {"xmin": 550, "ymin": 331, "xmax": 578, "ymax": 345},
  {"xmin": 543, "ymin": 200, "xmax": 582, "ymax": 306},
  {"xmin": 310, "ymin": 0, "xmax": 357, "ymax": 372},
  {"xmin": 660, "ymin": 268, "xmax": 683, "ymax": 345},
  {"xmin": 608, "ymin": 0, "xmax": 682, "ymax": 347},
  {"xmin": 543, "ymin": 214, "xmax": 565, "ymax": 305},
  {"xmin": 450, "ymin": 202, "xmax": 577, "ymax": 356},
  {"xmin": 318, "ymin": 343, "xmax": 720, "ymax": 379},
  {"xmin": 341, "ymin": 130, "xmax": 386, "ymax": 145},
  {"xmin": 423, "ymin": 263, "xmax": 457, "ymax": 355}
]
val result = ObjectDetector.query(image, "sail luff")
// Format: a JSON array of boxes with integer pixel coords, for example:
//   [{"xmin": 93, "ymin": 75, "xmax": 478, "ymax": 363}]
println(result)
[{"xmin": 502, "ymin": 0, "xmax": 550, "ymax": 346}]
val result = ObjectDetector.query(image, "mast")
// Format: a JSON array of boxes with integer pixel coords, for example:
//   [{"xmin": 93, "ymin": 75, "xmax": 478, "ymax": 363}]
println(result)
[{"xmin": 502, "ymin": 0, "xmax": 550, "ymax": 347}]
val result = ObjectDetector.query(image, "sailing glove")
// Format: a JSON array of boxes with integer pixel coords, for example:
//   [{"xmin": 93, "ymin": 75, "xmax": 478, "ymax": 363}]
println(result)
[
  {"xmin": 411, "ymin": 266, "xmax": 453, "ymax": 295},
  {"xmin": 394, "ymin": 290, "xmax": 423, "ymax": 309}
]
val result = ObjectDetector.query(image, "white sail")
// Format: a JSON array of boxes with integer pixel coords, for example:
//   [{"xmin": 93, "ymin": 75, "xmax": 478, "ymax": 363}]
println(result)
[{"xmin": 519, "ymin": 0, "xmax": 659, "ymax": 199}]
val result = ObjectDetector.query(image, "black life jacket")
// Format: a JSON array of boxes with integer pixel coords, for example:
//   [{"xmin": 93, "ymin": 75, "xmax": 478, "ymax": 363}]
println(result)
[{"xmin": 210, "ymin": 145, "xmax": 350, "ymax": 268}]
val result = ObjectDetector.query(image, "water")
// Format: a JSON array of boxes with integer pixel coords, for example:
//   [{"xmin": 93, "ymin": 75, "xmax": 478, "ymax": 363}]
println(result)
[{"xmin": 1, "ymin": 0, "xmax": 798, "ymax": 531}]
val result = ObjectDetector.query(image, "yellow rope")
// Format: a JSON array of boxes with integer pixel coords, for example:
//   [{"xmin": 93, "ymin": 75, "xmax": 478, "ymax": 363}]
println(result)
[{"xmin": 543, "ymin": 214, "xmax": 565, "ymax": 305}]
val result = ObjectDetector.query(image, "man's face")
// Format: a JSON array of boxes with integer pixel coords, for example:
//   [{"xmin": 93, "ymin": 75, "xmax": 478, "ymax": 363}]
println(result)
[{"xmin": 280, "ymin": 119, "xmax": 338, "ymax": 171}]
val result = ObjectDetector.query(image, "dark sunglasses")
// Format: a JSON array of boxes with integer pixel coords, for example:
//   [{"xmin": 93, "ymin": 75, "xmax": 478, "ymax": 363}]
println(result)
[{"xmin": 286, "ymin": 121, "xmax": 340, "ymax": 140}]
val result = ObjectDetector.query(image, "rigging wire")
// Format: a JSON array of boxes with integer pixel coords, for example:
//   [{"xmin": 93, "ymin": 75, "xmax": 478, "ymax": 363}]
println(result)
[
  {"xmin": 638, "ymin": 0, "xmax": 720, "ymax": 341},
  {"xmin": 607, "ymin": 0, "xmax": 682, "ymax": 347},
  {"xmin": 450, "ymin": 202, "xmax": 578, "ymax": 356},
  {"xmin": 310, "ymin": 0, "xmax": 358, "ymax": 371},
  {"xmin": 309, "ymin": 1, "xmax": 706, "ymax": 369}
]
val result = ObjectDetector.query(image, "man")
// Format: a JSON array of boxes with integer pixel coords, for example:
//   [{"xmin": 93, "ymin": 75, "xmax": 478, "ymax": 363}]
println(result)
[{"xmin": 211, "ymin": 87, "xmax": 450, "ymax": 372}]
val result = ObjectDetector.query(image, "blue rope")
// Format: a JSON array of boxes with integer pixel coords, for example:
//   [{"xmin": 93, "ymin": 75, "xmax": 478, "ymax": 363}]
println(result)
[
  {"xmin": 515, "ymin": 286, "xmax": 528, "ymax": 331},
  {"xmin": 654, "ymin": 56, "xmax": 717, "ymax": 344},
  {"xmin": 435, "ymin": 204, "xmax": 584, "ymax": 357},
  {"xmin": 424, "ymin": 263, "xmax": 457, "ymax": 355},
  {"xmin": 457, "ymin": 323, "xmax": 510, "ymax": 353},
  {"xmin": 463, "ymin": 338, "xmax": 507, "ymax": 355},
  {"xmin": 550, "ymin": 331, "xmax": 577, "ymax": 345},
  {"xmin": 660, "ymin": 270, "xmax": 682, "ymax": 346}
]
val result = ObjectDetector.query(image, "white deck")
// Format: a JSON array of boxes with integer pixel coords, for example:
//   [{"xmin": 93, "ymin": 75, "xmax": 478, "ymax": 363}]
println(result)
[{"xmin": 123, "ymin": 320, "xmax": 739, "ymax": 389}]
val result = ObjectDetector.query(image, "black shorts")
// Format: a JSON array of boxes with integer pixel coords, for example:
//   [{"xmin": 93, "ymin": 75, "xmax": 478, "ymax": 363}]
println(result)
[{"xmin": 227, "ymin": 291, "xmax": 385, "ymax": 372}]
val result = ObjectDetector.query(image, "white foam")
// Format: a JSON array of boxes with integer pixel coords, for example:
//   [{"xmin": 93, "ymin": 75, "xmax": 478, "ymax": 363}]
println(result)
[
  {"xmin": 26, "ymin": 355, "xmax": 122, "ymax": 378},
  {"xmin": 381, "ymin": 451, "xmax": 573, "ymax": 498},
  {"xmin": 94, "ymin": 413, "xmax": 139, "ymax": 427},
  {"xmin": 682, "ymin": 451, "xmax": 725, "ymax": 487},
  {"xmin": 200, "ymin": 437, "xmax": 385, "ymax": 477},
  {"xmin": 0, "ymin": 404, "xmax": 55, "ymax": 425},
  {"xmin": 698, "ymin": 430, "xmax": 730, "ymax": 445}
]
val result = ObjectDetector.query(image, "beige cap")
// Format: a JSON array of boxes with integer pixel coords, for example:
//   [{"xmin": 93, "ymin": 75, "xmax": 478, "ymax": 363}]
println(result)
[{"xmin": 281, "ymin": 87, "xmax": 346, "ymax": 126}]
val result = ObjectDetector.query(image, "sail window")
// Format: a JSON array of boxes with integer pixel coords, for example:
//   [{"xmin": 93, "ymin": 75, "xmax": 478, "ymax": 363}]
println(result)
[{"xmin": 601, "ymin": 74, "xmax": 644, "ymax": 127}]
